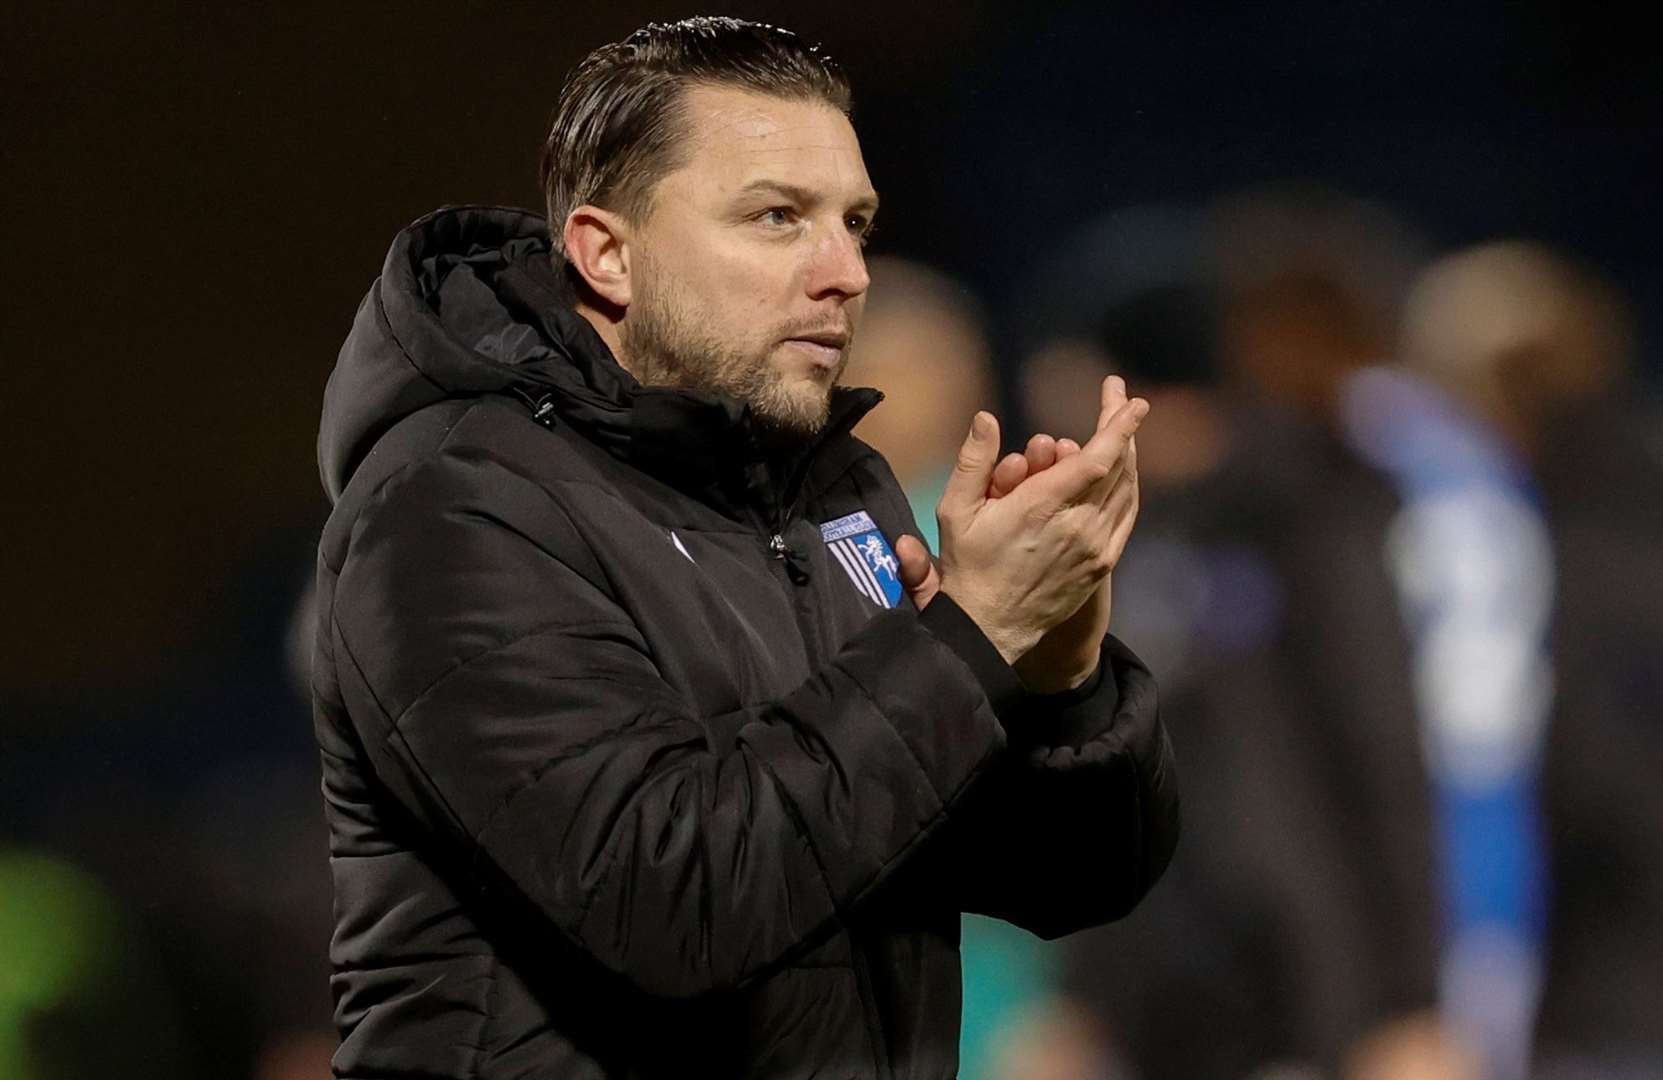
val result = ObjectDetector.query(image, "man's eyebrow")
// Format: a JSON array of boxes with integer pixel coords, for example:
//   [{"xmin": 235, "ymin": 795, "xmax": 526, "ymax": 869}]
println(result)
[{"xmin": 736, "ymin": 179, "xmax": 880, "ymax": 215}]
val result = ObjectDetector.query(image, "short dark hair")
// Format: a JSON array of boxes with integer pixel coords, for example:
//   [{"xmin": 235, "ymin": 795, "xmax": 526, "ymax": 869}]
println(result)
[{"xmin": 538, "ymin": 17, "xmax": 851, "ymax": 260}]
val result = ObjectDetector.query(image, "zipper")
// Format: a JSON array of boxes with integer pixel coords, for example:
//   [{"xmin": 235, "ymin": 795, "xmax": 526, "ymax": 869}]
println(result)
[
  {"xmin": 767, "ymin": 518, "xmax": 811, "ymax": 585},
  {"xmin": 758, "ymin": 438, "xmax": 819, "ymax": 585},
  {"xmin": 510, "ymin": 386, "xmax": 558, "ymax": 428},
  {"xmin": 758, "ymin": 485, "xmax": 823, "ymax": 660}
]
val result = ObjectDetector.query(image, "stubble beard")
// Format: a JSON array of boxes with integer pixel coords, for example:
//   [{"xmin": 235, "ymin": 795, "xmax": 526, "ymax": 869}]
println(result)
[{"xmin": 621, "ymin": 259, "xmax": 844, "ymax": 445}]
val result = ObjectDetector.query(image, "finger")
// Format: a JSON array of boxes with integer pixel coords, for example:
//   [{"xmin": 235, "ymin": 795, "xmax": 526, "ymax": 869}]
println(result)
[
  {"xmin": 1079, "ymin": 397, "xmax": 1148, "ymax": 483},
  {"xmin": 1010, "ymin": 399, "xmax": 1146, "ymax": 511},
  {"xmin": 1025, "ymin": 433, "xmax": 1058, "ymax": 475},
  {"xmin": 1097, "ymin": 435, "xmax": 1135, "ymax": 507},
  {"xmin": 989, "ymin": 451, "xmax": 1029, "ymax": 499},
  {"xmin": 1099, "ymin": 472, "xmax": 1141, "ymax": 567},
  {"xmin": 1081, "ymin": 399, "xmax": 1146, "ymax": 505},
  {"xmin": 940, "ymin": 411, "xmax": 1001, "ymax": 514},
  {"xmin": 896, "ymin": 534, "xmax": 932, "ymax": 588},
  {"xmin": 895, "ymin": 534, "xmax": 942, "ymax": 608},
  {"xmin": 1055, "ymin": 437, "xmax": 1081, "ymax": 459},
  {"xmin": 1096, "ymin": 375, "xmax": 1128, "ymax": 433}
]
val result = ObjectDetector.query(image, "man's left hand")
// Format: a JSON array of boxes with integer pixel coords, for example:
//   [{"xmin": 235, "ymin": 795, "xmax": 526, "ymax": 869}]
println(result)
[{"xmin": 896, "ymin": 375, "xmax": 1142, "ymax": 694}]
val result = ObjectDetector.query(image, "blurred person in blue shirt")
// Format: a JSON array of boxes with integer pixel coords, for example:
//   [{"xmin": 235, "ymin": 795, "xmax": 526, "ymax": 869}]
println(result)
[
  {"xmin": 1027, "ymin": 222, "xmax": 1659, "ymax": 1080},
  {"xmin": 1371, "ymin": 242, "xmax": 1662, "ymax": 1079}
]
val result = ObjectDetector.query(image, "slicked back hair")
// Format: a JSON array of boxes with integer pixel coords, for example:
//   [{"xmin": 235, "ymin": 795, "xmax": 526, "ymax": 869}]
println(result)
[{"xmin": 538, "ymin": 17, "xmax": 851, "ymax": 263}]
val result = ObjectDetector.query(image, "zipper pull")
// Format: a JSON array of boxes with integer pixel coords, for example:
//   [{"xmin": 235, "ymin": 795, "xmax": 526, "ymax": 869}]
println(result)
[
  {"xmin": 511, "ymin": 386, "xmax": 558, "ymax": 428},
  {"xmin": 769, "ymin": 534, "xmax": 812, "ymax": 585}
]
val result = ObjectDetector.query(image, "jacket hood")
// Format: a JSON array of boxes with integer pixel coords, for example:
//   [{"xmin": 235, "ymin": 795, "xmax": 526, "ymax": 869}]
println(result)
[{"xmin": 319, "ymin": 205, "xmax": 877, "ymax": 505}]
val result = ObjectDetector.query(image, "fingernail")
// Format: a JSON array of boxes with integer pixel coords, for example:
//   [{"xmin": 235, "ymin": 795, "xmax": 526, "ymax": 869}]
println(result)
[{"xmin": 971, "ymin": 412, "xmax": 991, "ymax": 437}]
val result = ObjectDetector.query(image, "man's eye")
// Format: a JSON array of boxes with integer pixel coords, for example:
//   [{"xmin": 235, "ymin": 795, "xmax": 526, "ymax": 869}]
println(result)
[{"xmin": 759, "ymin": 207, "xmax": 796, "ymax": 227}]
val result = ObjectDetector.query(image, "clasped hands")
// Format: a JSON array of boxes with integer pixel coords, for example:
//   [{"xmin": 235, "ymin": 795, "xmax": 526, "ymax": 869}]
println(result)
[{"xmin": 895, "ymin": 376, "xmax": 1145, "ymax": 694}]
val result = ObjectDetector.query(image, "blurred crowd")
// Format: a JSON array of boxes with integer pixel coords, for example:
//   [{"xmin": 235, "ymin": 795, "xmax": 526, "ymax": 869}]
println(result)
[
  {"xmin": 847, "ymin": 187, "xmax": 1663, "ymax": 1080},
  {"xmin": 5, "ymin": 182, "xmax": 1660, "ymax": 1078}
]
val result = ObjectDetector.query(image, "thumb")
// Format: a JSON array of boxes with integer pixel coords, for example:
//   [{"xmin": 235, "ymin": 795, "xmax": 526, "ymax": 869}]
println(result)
[
  {"xmin": 895, "ymin": 534, "xmax": 941, "ymax": 609},
  {"xmin": 939, "ymin": 411, "xmax": 1000, "ymax": 514}
]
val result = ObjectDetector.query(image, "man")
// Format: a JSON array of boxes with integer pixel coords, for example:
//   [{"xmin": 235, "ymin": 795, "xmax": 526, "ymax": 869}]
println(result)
[{"xmin": 312, "ymin": 17, "xmax": 1176, "ymax": 1079}]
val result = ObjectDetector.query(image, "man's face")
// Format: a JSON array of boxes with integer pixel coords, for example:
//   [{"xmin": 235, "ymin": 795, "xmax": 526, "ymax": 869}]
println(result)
[{"xmin": 619, "ymin": 84, "xmax": 878, "ymax": 441}]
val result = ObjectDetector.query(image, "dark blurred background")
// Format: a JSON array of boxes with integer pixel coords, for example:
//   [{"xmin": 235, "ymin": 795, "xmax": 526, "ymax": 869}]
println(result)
[{"xmin": 3, "ymin": 3, "xmax": 1659, "ymax": 1078}]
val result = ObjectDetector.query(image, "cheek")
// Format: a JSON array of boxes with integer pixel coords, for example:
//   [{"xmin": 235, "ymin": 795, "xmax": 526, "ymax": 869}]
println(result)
[
  {"xmin": 675, "ymin": 255, "xmax": 761, "ymax": 330},
  {"xmin": 736, "ymin": 252, "xmax": 803, "ymax": 314},
  {"xmin": 713, "ymin": 257, "xmax": 802, "ymax": 343},
  {"xmin": 655, "ymin": 226, "xmax": 805, "ymax": 344}
]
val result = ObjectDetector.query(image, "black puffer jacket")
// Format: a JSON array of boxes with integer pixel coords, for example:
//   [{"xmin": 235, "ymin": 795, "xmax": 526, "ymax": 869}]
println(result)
[{"xmin": 311, "ymin": 205, "xmax": 1178, "ymax": 1079}]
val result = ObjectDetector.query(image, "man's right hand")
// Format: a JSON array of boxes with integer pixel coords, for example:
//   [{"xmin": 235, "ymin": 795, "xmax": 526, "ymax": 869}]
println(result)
[{"xmin": 932, "ymin": 397, "xmax": 1147, "ymax": 665}]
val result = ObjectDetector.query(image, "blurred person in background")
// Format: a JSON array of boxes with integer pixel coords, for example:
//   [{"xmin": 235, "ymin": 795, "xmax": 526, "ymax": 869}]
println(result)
[
  {"xmin": 999, "ymin": 189, "xmax": 1493, "ymax": 1080},
  {"xmin": 1368, "ymin": 242, "xmax": 1662, "ymax": 1078},
  {"xmin": 1201, "ymin": 187, "xmax": 1484, "ymax": 1080},
  {"xmin": 1019, "ymin": 218, "xmax": 1659, "ymax": 1080},
  {"xmin": 996, "ymin": 203, "xmax": 1266, "ymax": 1080},
  {"xmin": 1225, "ymin": 230, "xmax": 1660, "ymax": 1080},
  {"xmin": 311, "ymin": 18, "xmax": 1174, "ymax": 1079}
]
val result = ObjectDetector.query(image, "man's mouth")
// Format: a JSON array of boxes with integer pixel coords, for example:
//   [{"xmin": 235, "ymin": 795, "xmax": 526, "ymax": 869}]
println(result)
[
  {"xmin": 782, "ymin": 331, "xmax": 849, "ymax": 369},
  {"xmin": 788, "ymin": 330, "xmax": 850, "ymax": 350}
]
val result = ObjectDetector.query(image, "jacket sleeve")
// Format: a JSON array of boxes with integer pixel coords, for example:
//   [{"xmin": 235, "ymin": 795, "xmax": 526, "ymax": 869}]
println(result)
[
  {"xmin": 326, "ymin": 450, "xmax": 1015, "ymax": 998},
  {"xmin": 919, "ymin": 597, "xmax": 1181, "ymax": 938}
]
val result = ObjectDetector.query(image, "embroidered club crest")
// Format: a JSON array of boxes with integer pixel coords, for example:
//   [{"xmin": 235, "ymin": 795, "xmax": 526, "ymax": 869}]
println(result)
[{"xmin": 820, "ymin": 510, "xmax": 904, "ymax": 609}]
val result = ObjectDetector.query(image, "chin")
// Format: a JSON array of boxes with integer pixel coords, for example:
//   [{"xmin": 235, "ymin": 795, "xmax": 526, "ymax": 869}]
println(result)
[{"xmin": 751, "ymin": 386, "xmax": 833, "ymax": 442}]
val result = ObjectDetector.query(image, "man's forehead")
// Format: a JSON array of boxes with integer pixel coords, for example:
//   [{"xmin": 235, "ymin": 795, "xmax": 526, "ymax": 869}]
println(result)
[
  {"xmin": 676, "ymin": 84, "xmax": 875, "ymax": 198},
  {"xmin": 683, "ymin": 84, "xmax": 802, "ymax": 141}
]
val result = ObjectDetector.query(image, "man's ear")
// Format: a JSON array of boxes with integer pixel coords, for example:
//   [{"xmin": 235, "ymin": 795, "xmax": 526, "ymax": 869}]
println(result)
[{"xmin": 563, "ymin": 205, "xmax": 633, "ymax": 309}]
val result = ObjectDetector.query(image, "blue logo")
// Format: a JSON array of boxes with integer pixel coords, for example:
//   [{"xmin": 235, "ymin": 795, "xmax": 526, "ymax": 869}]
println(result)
[{"xmin": 820, "ymin": 511, "xmax": 903, "ymax": 609}]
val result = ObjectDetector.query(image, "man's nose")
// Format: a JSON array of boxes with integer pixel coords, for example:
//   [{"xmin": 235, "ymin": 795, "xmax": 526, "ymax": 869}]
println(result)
[{"xmin": 805, "ymin": 222, "xmax": 870, "ymax": 300}]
